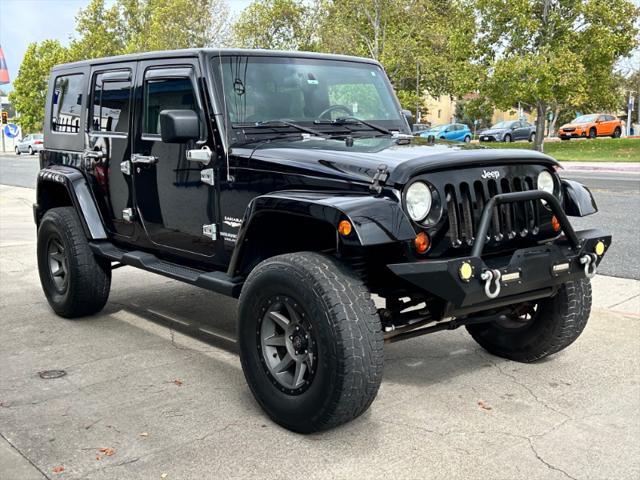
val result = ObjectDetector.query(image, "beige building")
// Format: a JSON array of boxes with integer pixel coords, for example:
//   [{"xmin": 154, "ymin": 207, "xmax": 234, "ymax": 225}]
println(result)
[{"xmin": 419, "ymin": 94, "xmax": 536, "ymax": 127}]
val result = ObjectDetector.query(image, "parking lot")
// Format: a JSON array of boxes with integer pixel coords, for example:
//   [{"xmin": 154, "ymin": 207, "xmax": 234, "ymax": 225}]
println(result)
[{"xmin": 0, "ymin": 172, "xmax": 639, "ymax": 479}]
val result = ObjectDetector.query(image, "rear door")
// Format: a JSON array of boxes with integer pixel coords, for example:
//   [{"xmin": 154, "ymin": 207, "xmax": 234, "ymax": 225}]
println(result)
[
  {"xmin": 131, "ymin": 58, "xmax": 218, "ymax": 259},
  {"xmin": 597, "ymin": 115, "xmax": 612, "ymax": 136},
  {"xmin": 87, "ymin": 63, "xmax": 137, "ymax": 238}
]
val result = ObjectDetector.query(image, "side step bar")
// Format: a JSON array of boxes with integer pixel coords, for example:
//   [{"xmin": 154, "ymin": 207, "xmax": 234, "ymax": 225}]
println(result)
[{"xmin": 90, "ymin": 241, "xmax": 243, "ymax": 298}]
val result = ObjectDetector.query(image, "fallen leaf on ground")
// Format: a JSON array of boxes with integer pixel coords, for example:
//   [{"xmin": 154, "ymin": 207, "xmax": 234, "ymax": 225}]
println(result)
[
  {"xmin": 96, "ymin": 455, "xmax": 101, "ymax": 461},
  {"xmin": 139, "ymin": 432, "xmax": 149, "ymax": 437},
  {"xmin": 478, "ymin": 400, "xmax": 492, "ymax": 411},
  {"xmin": 52, "ymin": 466, "xmax": 65, "ymax": 474},
  {"xmin": 172, "ymin": 379, "xmax": 183, "ymax": 386},
  {"xmin": 99, "ymin": 447, "xmax": 116, "ymax": 456},
  {"xmin": 160, "ymin": 474, "xmax": 168, "ymax": 479}
]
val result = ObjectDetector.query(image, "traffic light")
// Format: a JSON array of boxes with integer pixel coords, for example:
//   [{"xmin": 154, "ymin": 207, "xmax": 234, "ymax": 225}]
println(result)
[{"xmin": 1, "ymin": 111, "xmax": 7, "ymax": 124}]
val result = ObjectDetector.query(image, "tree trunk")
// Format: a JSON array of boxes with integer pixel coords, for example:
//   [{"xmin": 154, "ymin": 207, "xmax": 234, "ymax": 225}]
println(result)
[{"xmin": 534, "ymin": 103, "xmax": 547, "ymax": 152}]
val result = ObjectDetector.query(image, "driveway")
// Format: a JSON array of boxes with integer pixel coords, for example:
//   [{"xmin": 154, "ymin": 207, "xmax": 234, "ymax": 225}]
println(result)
[{"xmin": 0, "ymin": 184, "xmax": 639, "ymax": 480}]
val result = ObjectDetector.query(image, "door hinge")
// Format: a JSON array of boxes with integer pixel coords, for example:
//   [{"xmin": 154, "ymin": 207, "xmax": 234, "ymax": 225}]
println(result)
[
  {"xmin": 122, "ymin": 208, "xmax": 134, "ymax": 222},
  {"xmin": 120, "ymin": 160, "xmax": 131, "ymax": 175},
  {"xmin": 200, "ymin": 168, "xmax": 214, "ymax": 186},
  {"xmin": 202, "ymin": 224, "xmax": 217, "ymax": 240}
]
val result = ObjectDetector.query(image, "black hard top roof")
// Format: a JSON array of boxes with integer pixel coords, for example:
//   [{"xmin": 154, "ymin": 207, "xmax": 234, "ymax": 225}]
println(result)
[{"xmin": 52, "ymin": 48, "xmax": 381, "ymax": 71}]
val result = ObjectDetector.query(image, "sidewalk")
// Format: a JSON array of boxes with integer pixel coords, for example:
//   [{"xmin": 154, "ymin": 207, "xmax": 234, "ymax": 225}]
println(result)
[{"xmin": 560, "ymin": 161, "xmax": 640, "ymax": 173}]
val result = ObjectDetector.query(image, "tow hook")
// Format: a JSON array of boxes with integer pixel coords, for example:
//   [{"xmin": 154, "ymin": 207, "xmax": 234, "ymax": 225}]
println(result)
[
  {"xmin": 580, "ymin": 253, "xmax": 598, "ymax": 278},
  {"xmin": 480, "ymin": 269, "xmax": 502, "ymax": 299}
]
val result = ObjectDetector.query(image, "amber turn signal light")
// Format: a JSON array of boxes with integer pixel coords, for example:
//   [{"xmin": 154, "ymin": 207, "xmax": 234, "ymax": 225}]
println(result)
[
  {"xmin": 414, "ymin": 232, "xmax": 430, "ymax": 254},
  {"xmin": 338, "ymin": 220, "xmax": 352, "ymax": 236},
  {"xmin": 551, "ymin": 215, "xmax": 561, "ymax": 232}
]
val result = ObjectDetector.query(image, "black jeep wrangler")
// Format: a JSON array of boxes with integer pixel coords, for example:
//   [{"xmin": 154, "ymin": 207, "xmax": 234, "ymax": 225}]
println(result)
[{"xmin": 35, "ymin": 49, "xmax": 609, "ymax": 433}]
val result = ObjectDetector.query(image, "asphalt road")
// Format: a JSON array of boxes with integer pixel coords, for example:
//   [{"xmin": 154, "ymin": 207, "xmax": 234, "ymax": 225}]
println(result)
[{"xmin": 0, "ymin": 152, "xmax": 638, "ymax": 278}]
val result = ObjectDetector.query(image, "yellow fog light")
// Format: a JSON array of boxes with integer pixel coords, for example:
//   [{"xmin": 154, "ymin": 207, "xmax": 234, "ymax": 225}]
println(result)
[
  {"xmin": 459, "ymin": 261, "xmax": 473, "ymax": 282},
  {"xmin": 594, "ymin": 241, "xmax": 605, "ymax": 256}
]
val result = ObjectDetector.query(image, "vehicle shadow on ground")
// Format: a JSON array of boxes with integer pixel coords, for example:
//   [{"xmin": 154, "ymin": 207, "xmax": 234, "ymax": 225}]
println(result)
[{"xmin": 105, "ymin": 280, "xmax": 490, "ymax": 388}]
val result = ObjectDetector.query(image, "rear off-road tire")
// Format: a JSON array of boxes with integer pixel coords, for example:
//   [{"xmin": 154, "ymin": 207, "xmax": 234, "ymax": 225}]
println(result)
[
  {"xmin": 37, "ymin": 207, "xmax": 111, "ymax": 318},
  {"xmin": 612, "ymin": 127, "xmax": 621, "ymax": 138},
  {"xmin": 466, "ymin": 279, "xmax": 591, "ymax": 363},
  {"xmin": 588, "ymin": 127, "xmax": 597, "ymax": 139},
  {"xmin": 238, "ymin": 252, "xmax": 384, "ymax": 433}
]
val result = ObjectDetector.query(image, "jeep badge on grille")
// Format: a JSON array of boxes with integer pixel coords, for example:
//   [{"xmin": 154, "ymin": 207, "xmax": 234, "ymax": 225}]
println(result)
[{"xmin": 481, "ymin": 170, "xmax": 500, "ymax": 179}]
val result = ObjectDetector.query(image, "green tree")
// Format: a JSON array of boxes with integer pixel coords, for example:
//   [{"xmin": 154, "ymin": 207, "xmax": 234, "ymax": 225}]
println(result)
[
  {"xmin": 455, "ymin": 96, "xmax": 494, "ymax": 132},
  {"xmin": 232, "ymin": 0, "xmax": 320, "ymax": 51},
  {"xmin": 318, "ymin": 0, "xmax": 478, "ymax": 110},
  {"xmin": 69, "ymin": 0, "xmax": 232, "ymax": 59},
  {"xmin": 475, "ymin": 0, "xmax": 639, "ymax": 151},
  {"xmin": 8, "ymin": 40, "xmax": 69, "ymax": 133}
]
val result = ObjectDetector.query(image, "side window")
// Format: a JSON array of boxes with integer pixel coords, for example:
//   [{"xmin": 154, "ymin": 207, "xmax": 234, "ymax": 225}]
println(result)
[
  {"xmin": 91, "ymin": 71, "xmax": 132, "ymax": 134},
  {"xmin": 51, "ymin": 74, "xmax": 85, "ymax": 134},
  {"xmin": 143, "ymin": 77, "xmax": 196, "ymax": 135}
]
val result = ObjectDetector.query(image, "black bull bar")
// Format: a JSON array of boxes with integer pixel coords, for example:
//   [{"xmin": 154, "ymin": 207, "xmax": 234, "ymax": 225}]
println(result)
[{"xmin": 388, "ymin": 190, "xmax": 611, "ymax": 317}]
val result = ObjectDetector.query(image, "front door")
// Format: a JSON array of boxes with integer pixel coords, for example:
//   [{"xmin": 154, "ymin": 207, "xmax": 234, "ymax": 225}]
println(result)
[{"xmin": 131, "ymin": 59, "xmax": 218, "ymax": 259}]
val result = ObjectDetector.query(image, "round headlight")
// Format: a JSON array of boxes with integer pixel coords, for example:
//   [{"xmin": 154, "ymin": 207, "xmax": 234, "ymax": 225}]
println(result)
[
  {"xmin": 405, "ymin": 182, "xmax": 432, "ymax": 222},
  {"xmin": 537, "ymin": 170, "xmax": 554, "ymax": 194}
]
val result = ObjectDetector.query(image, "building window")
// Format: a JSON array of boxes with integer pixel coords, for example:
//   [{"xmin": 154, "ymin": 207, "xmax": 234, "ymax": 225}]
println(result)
[{"xmin": 51, "ymin": 74, "xmax": 84, "ymax": 133}]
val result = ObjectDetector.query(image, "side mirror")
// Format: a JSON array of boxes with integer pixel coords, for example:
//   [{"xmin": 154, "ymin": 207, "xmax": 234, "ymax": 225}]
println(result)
[
  {"xmin": 402, "ymin": 109, "xmax": 414, "ymax": 127},
  {"xmin": 159, "ymin": 110, "xmax": 200, "ymax": 143}
]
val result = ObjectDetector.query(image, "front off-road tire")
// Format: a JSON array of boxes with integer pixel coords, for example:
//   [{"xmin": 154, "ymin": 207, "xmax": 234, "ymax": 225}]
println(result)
[
  {"xmin": 238, "ymin": 252, "xmax": 384, "ymax": 433},
  {"xmin": 37, "ymin": 207, "xmax": 111, "ymax": 318},
  {"xmin": 466, "ymin": 279, "xmax": 591, "ymax": 363}
]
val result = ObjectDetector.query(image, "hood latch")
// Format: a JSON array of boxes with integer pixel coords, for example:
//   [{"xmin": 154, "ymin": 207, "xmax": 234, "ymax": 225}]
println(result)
[{"xmin": 370, "ymin": 164, "xmax": 389, "ymax": 194}]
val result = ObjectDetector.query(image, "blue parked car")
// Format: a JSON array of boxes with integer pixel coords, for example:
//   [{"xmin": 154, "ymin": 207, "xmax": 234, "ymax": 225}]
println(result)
[{"xmin": 420, "ymin": 123, "xmax": 472, "ymax": 143}]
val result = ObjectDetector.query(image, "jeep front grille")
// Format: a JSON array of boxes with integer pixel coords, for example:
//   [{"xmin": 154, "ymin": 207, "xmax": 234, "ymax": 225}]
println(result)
[{"xmin": 445, "ymin": 176, "xmax": 540, "ymax": 247}]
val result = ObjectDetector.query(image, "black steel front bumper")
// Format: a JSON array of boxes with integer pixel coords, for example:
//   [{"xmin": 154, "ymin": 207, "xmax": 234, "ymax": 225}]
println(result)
[{"xmin": 388, "ymin": 191, "xmax": 611, "ymax": 317}]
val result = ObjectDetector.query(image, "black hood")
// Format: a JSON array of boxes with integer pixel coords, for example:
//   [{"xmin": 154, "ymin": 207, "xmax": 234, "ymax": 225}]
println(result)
[{"xmin": 233, "ymin": 136, "xmax": 558, "ymax": 186}]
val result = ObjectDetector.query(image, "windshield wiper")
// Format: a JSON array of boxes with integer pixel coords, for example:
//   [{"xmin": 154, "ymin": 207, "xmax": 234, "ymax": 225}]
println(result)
[
  {"xmin": 314, "ymin": 116, "xmax": 392, "ymax": 136},
  {"xmin": 236, "ymin": 120, "xmax": 329, "ymax": 138}
]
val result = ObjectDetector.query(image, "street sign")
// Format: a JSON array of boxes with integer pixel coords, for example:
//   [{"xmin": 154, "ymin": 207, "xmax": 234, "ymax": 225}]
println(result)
[{"xmin": 3, "ymin": 123, "xmax": 20, "ymax": 138}]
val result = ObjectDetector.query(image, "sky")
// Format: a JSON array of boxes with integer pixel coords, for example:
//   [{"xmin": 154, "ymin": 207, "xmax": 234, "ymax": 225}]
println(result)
[{"xmin": 0, "ymin": 0, "xmax": 253, "ymax": 92}]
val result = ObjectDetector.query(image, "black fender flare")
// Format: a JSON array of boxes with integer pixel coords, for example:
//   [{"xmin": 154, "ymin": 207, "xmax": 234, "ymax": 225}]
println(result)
[
  {"xmin": 227, "ymin": 191, "xmax": 416, "ymax": 276},
  {"xmin": 561, "ymin": 179, "xmax": 598, "ymax": 217},
  {"xmin": 34, "ymin": 166, "xmax": 107, "ymax": 239}
]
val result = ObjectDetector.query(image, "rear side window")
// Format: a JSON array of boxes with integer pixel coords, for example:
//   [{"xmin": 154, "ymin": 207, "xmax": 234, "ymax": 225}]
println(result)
[
  {"xmin": 143, "ymin": 77, "xmax": 196, "ymax": 135},
  {"xmin": 91, "ymin": 71, "xmax": 132, "ymax": 134},
  {"xmin": 51, "ymin": 74, "xmax": 84, "ymax": 134}
]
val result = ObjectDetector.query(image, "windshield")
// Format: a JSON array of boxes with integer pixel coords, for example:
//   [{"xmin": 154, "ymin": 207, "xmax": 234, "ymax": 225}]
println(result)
[
  {"xmin": 491, "ymin": 121, "xmax": 515, "ymax": 129},
  {"xmin": 573, "ymin": 114, "xmax": 598, "ymax": 123},
  {"xmin": 213, "ymin": 55, "xmax": 404, "ymax": 134}
]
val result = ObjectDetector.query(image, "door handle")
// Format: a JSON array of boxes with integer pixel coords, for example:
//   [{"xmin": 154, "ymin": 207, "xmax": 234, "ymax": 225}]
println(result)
[{"xmin": 131, "ymin": 154, "xmax": 157, "ymax": 164}]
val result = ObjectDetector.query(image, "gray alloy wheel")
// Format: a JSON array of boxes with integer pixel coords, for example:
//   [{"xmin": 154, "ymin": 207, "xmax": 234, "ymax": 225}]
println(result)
[
  {"xmin": 588, "ymin": 127, "xmax": 597, "ymax": 139},
  {"xmin": 612, "ymin": 127, "xmax": 621, "ymax": 138},
  {"xmin": 529, "ymin": 132, "xmax": 535, "ymax": 142},
  {"xmin": 15, "ymin": 146, "xmax": 20, "ymax": 155},
  {"xmin": 28, "ymin": 146, "xmax": 34, "ymax": 155},
  {"xmin": 464, "ymin": 135, "xmax": 471, "ymax": 143},
  {"xmin": 258, "ymin": 296, "xmax": 317, "ymax": 393},
  {"xmin": 46, "ymin": 234, "xmax": 69, "ymax": 294},
  {"xmin": 503, "ymin": 133, "xmax": 512, "ymax": 142}
]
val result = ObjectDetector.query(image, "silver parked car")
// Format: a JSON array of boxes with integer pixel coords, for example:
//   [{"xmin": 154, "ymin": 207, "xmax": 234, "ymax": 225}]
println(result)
[{"xmin": 15, "ymin": 134, "xmax": 44, "ymax": 155}]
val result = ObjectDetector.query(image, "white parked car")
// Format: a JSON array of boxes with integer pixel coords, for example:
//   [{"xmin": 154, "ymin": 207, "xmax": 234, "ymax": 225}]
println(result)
[{"xmin": 15, "ymin": 134, "xmax": 44, "ymax": 155}]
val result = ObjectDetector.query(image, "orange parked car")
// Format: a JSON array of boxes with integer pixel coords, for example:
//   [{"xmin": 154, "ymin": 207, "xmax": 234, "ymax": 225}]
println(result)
[{"xmin": 558, "ymin": 114, "xmax": 622, "ymax": 140}]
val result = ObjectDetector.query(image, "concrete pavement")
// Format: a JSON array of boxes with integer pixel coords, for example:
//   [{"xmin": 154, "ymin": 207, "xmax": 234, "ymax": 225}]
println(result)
[{"xmin": 1, "ymin": 184, "xmax": 639, "ymax": 479}]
